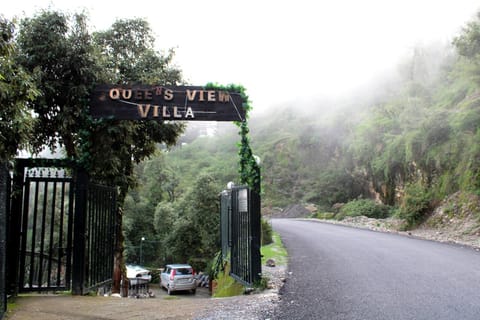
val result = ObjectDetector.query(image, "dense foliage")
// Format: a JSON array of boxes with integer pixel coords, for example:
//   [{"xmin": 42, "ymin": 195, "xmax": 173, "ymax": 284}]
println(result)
[
  {"xmin": 0, "ymin": 16, "xmax": 38, "ymax": 161},
  {"xmin": 129, "ymin": 11, "xmax": 480, "ymax": 233},
  {"xmin": 16, "ymin": 11, "xmax": 97, "ymax": 157},
  {"xmin": 6, "ymin": 7, "xmax": 480, "ymax": 281},
  {"xmin": 9, "ymin": 10, "xmax": 185, "ymax": 292},
  {"xmin": 337, "ymin": 199, "xmax": 391, "ymax": 220}
]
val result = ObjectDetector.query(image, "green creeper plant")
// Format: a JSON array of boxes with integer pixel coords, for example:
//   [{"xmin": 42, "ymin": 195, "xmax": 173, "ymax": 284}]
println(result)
[{"xmin": 206, "ymin": 83, "xmax": 260, "ymax": 193}]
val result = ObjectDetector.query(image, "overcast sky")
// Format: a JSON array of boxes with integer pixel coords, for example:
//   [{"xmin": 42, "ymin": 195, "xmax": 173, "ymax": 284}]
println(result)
[{"xmin": 4, "ymin": 1, "xmax": 480, "ymax": 112}]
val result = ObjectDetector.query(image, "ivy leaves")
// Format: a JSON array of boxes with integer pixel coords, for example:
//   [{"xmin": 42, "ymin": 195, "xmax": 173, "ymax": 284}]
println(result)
[{"xmin": 206, "ymin": 83, "xmax": 260, "ymax": 193}]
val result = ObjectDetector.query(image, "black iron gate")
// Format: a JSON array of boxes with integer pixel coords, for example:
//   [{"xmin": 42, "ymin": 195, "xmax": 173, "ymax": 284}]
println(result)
[
  {"xmin": 6, "ymin": 159, "xmax": 116, "ymax": 296},
  {"xmin": 220, "ymin": 186, "xmax": 261, "ymax": 286},
  {"xmin": 17, "ymin": 163, "xmax": 74, "ymax": 292},
  {"xmin": 84, "ymin": 182, "xmax": 116, "ymax": 292}
]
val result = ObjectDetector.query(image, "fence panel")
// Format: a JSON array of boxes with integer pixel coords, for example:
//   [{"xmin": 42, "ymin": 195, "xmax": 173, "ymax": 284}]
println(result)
[
  {"xmin": 229, "ymin": 187, "xmax": 261, "ymax": 286},
  {"xmin": 84, "ymin": 183, "xmax": 116, "ymax": 292},
  {"xmin": 18, "ymin": 168, "xmax": 74, "ymax": 292},
  {"xmin": 6, "ymin": 159, "xmax": 117, "ymax": 297}
]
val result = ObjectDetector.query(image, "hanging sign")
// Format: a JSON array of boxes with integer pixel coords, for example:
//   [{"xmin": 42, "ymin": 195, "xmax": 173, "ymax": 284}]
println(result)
[{"xmin": 90, "ymin": 85, "xmax": 246, "ymax": 121}]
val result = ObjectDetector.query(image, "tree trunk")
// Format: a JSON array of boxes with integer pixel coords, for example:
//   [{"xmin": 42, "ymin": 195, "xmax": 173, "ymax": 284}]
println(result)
[{"xmin": 111, "ymin": 205, "xmax": 126, "ymax": 295}]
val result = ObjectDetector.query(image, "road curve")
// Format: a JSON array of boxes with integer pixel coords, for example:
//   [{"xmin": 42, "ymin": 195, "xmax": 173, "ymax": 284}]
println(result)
[{"xmin": 271, "ymin": 219, "xmax": 480, "ymax": 320}]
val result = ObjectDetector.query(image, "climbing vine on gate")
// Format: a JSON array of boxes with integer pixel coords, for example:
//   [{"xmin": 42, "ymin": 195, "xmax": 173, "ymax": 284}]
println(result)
[{"xmin": 206, "ymin": 83, "xmax": 260, "ymax": 193}]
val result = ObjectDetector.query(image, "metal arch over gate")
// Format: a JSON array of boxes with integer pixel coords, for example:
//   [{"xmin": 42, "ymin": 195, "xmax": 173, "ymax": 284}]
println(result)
[
  {"xmin": 90, "ymin": 85, "xmax": 246, "ymax": 122},
  {"xmin": 5, "ymin": 159, "xmax": 116, "ymax": 296},
  {"xmin": 0, "ymin": 83, "xmax": 254, "ymax": 316}
]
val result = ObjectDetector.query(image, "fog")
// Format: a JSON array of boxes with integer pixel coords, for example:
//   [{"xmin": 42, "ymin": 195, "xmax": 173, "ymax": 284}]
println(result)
[{"xmin": 3, "ymin": 0, "xmax": 479, "ymax": 115}]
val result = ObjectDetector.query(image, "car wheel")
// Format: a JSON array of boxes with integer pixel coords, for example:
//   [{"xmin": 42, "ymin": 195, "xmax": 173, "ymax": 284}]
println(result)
[{"xmin": 191, "ymin": 288, "xmax": 196, "ymax": 294}]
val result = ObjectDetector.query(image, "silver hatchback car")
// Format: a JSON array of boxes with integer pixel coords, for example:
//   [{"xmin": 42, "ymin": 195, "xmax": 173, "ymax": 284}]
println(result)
[{"xmin": 160, "ymin": 264, "xmax": 197, "ymax": 295}]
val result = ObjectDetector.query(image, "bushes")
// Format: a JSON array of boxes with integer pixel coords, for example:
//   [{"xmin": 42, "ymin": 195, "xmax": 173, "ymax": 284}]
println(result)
[
  {"xmin": 337, "ymin": 199, "xmax": 391, "ymax": 219},
  {"xmin": 318, "ymin": 183, "xmax": 432, "ymax": 230},
  {"xmin": 314, "ymin": 212, "xmax": 336, "ymax": 220},
  {"xmin": 261, "ymin": 218, "xmax": 273, "ymax": 245},
  {"xmin": 397, "ymin": 182, "xmax": 431, "ymax": 229}
]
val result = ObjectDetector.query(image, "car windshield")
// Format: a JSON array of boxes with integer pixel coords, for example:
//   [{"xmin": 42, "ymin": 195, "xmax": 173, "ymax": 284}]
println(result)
[{"xmin": 175, "ymin": 268, "xmax": 192, "ymax": 275}]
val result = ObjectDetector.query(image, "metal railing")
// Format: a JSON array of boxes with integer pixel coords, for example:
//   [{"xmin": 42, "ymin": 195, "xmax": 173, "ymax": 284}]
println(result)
[
  {"xmin": 85, "ymin": 183, "xmax": 116, "ymax": 292},
  {"xmin": 5, "ymin": 159, "xmax": 117, "ymax": 298},
  {"xmin": 221, "ymin": 186, "xmax": 261, "ymax": 286}
]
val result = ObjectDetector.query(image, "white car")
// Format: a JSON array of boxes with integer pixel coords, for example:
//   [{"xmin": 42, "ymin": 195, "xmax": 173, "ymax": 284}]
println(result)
[
  {"xmin": 160, "ymin": 264, "xmax": 197, "ymax": 295},
  {"xmin": 126, "ymin": 264, "xmax": 152, "ymax": 286}
]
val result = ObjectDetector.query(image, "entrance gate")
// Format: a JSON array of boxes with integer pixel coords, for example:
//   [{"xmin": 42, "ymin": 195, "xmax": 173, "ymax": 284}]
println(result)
[
  {"xmin": 0, "ymin": 84, "xmax": 256, "ymax": 319},
  {"xmin": 5, "ymin": 159, "xmax": 116, "ymax": 297},
  {"xmin": 220, "ymin": 186, "xmax": 261, "ymax": 286}
]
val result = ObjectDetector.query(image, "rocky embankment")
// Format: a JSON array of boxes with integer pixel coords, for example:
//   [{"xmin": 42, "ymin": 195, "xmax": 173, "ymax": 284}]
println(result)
[
  {"xmin": 309, "ymin": 192, "xmax": 480, "ymax": 250},
  {"xmin": 268, "ymin": 191, "xmax": 480, "ymax": 250}
]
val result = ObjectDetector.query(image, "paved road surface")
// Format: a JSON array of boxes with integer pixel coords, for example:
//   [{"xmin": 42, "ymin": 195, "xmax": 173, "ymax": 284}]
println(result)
[{"xmin": 271, "ymin": 219, "xmax": 480, "ymax": 320}]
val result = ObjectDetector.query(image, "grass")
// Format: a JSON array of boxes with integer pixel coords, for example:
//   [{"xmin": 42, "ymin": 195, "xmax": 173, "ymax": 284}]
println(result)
[
  {"xmin": 212, "ymin": 262, "xmax": 245, "ymax": 298},
  {"xmin": 6, "ymin": 299, "xmax": 19, "ymax": 316},
  {"xmin": 261, "ymin": 231, "xmax": 288, "ymax": 266},
  {"xmin": 212, "ymin": 230, "xmax": 289, "ymax": 297}
]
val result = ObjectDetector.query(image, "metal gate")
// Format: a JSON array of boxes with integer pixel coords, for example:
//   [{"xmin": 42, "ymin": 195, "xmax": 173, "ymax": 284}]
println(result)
[
  {"xmin": 221, "ymin": 186, "xmax": 261, "ymax": 286},
  {"xmin": 6, "ymin": 159, "xmax": 116, "ymax": 296},
  {"xmin": 18, "ymin": 164, "xmax": 74, "ymax": 292},
  {"xmin": 84, "ymin": 183, "xmax": 116, "ymax": 291}
]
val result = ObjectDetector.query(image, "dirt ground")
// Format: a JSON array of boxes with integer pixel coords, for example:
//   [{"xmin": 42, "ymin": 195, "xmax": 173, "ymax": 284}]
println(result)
[
  {"xmin": 5, "ymin": 264, "xmax": 286, "ymax": 320},
  {"xmin": 10, "ymin": 194, "xmax": 480, "ymax": 320},
  {"xmin": 5, "ymin": 286, "xmax": 223, "ymax": 320}
]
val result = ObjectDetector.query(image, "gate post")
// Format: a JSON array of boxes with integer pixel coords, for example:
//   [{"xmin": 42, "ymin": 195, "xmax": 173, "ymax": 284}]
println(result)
[
  {"xmin": 228, "ymin": 186, "xmax": 262, "ymax": 286},
  {"xmin": 5, "ymin": 160, "xmax": 26, "ymax": 296},
  {"xmin": 250, "ymin": 189, "xmax": 261, "ymax": 284},
  {"xmin": 0, "ymin": 162, "xmax": 8, "ymax": 318},
  {"xmin": 72, "ymin": 169, "xmax": 88, "ymax": 295}
]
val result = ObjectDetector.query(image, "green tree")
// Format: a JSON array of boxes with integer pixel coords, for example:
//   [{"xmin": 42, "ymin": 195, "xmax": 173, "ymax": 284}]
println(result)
[
  {"xmin": 185, "ymin": 173, "xmax": 220, "ymax": 258},
  {"xmin": 153, "ymin": 201, "xmax": 178, "ymax": 264},
  {"xmin": 123, "ymin": 193, "xmax": 156, "ymax": 264},
  {"xmin": 16, "ymin": 11, "xmax": 185, "ymax": 294},
  {"xmin": 0, "ymin": 16, "xmax": 38, "ymax": 161},
  {"xmin": 454, "ymin": 12, "xmax": 480, "ymax": 62},
  {"xmin": 16, "ymin": 10, "xmax": 97, "ymax": 157},
  {"xmin": 89, "ymin": 18, "xmax": 185, "ymax": 293},
  {"xmin": 164, "ymin": 219, "xmax": 200, "ymax": 265}
]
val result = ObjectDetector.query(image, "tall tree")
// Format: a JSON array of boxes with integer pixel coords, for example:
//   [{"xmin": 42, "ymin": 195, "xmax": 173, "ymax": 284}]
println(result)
[
  {"xmin": 16, "ymin": 12, "xmax": 185, "ymax": 294},
  {"xmin": 91, "ymin": 18, "xmax": 185, "ymax": 293},
  {"xmin": 16, "ymin": 10, "xmax": 97, "ymax": 157},
  {"xmin": 454, "ymin": 12, "xmax": 480, "ymax": 63},
  {"xmin": 185, "ymin": 173, "xmax": 220, "ymax": 258},
  {"xmin": 0, "ymin": 16, "xmax": 38, "ymax": 161}
]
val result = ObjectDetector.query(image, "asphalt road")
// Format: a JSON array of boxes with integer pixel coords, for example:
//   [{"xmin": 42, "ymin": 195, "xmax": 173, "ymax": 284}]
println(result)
[{"xmin": 271, "ymin": 219, "xmax": 480, "ymax": 320}]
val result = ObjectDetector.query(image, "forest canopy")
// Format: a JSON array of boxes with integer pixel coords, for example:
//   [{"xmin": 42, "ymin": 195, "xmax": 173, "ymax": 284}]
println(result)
[
  {"xmin": 3, "ymin": 9, "xmax": 480, "ymax": 268},
  {"xmin": 126, "ymin": 10, "xmax": 480, "ymax": 251}
]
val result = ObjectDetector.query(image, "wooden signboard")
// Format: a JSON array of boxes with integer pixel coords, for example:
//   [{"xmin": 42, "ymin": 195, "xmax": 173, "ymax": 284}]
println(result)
[{"xmin": 90, "ymin": 85, "xmax": 246, "ymax": 122}]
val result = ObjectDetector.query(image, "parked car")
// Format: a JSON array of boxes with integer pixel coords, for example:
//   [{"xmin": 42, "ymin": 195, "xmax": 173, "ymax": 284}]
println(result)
[
  {"xmin": 160, "ymin": 264, "xmax": 197, "ymax": 295},
  {"xmin": 126, "ymin": 264, "xmax": 152, "ymax": 286}
]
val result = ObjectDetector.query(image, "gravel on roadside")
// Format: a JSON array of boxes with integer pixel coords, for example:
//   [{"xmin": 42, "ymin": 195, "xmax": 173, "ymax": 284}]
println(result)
[{"xmin": 195, "ymin": 265, "xmax": 287, "ymax": 320}]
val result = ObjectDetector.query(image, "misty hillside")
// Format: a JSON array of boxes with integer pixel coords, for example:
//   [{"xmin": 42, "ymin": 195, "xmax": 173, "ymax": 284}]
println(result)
[{"xmin": 136, "ymin": 13, "xmax": 480, "ymax": 229}]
